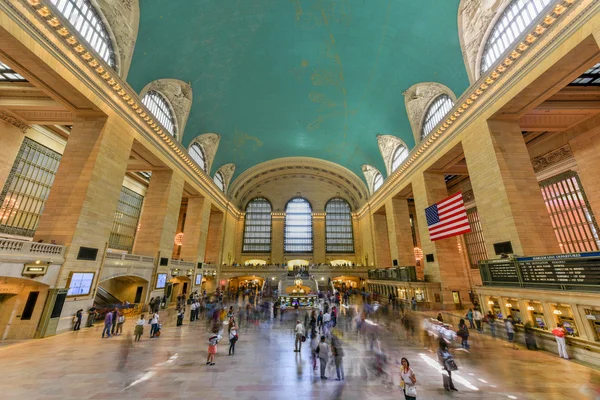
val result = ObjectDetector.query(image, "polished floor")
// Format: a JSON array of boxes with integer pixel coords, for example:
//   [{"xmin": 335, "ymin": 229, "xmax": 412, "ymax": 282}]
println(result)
[{"xmin": 1, "ymin": 306, "xmax": 599, "ymax": 400}]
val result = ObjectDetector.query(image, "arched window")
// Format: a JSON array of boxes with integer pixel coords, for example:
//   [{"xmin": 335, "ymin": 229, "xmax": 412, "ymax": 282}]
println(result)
[
  {"xmin": 284, "ymin": 197, "xmax": 313, "ymax": 253},
  {"xmin": 422, "ymin": 94, "xmax": 454, "ymax": 138},
  {"xmin": 373, "ymin": 172, "xmax": 384, "ymax": 193},
  {"xmin": 189, "ymin": 143, "xmax": 206, "ymax": 171},
  {"xmin": 48, "ymin": 0, "xmax": 116, "ymax": 68},
  {"xmin": 141, "ymin": 90, "xmax": 177, "ymax": 137},
  {"xmin": 326, "ymin": 198, "xmax": 354, "ymax": 253},
  {"xmin": 214, "ymin": 171, "xmax": 225, "ymax": 192},
  {"xmin": 242, "ymin": 198, "xmax": 272, "ymax": 252},
  {"xmin": 480, "ymin": 0, "xmax": 554, "ymax": 74},
  {"xmin": 391, "ymin": 145, "xmax": 408, "ymax": 173}
]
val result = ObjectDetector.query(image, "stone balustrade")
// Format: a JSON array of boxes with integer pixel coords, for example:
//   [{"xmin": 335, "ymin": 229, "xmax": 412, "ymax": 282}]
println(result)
[
  {"xmin": 0, "ymin": 238, "xmax": 66, "ymax": 261},
  {"xmin": 104, "ymin": 252, "xmax": 155, "ymax": 265},
  {"xmin": 170, "ymin": 259, "xmax": 195, "ymax": 268}
]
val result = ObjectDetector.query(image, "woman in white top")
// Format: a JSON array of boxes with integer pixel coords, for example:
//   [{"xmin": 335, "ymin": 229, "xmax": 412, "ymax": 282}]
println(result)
[
  {"xmin": 134, "ymin": 314, "xmax": 145, "ymax": 342},
  {"xmin": 150, "ymin": 312, "xmax": 160, "ymax": 338},
  {"xmin": 400, "ymin": 357, "xmax": 417, "ymax": 399}
]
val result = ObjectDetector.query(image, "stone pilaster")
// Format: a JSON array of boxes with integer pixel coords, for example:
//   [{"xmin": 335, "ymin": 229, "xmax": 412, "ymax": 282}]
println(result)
[
  {"xmin": 313, "ymin": 213, "xmax": 326, "ymax": 263},
  {"xmin": 271, "ymin": 213, "xmax": 284, "ymax": 264},
  {"xmin": 179, "ymin": 196, "xmax": 212, "ymax": 264},
  {"xmin": 463, "ymin": 120, "xmax": 560, "ymax": 256},
  {"xmin": 372, "ymin": 212, "xmax": 391, "ymax": 267},
  {"xmin": 205, "ymin": 210, "xmax": 224, "ymax": 264},
  {"xmin": 133, "ymin": 169, "xmax": 185, "ymax": 257},
  {"xmin": 412, "ymin": 171, "xmax": 472, "ymax": 308},
  {"xmin": 384, "ymin": 200, "xmax": 399, "ymax": 265},
  {"xmin": 569, "ymin": 131, "xmax": 600, "ymax": 227},
  {"xmin": 390, "ymin": 198, "xmax": 415, "ymax": 266}
]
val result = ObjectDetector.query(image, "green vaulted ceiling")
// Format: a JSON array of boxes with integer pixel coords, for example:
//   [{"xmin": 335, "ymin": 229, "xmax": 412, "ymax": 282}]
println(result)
[{"xmin": 128, "ymin": 0, "xmax": 469, "ymax": 182}]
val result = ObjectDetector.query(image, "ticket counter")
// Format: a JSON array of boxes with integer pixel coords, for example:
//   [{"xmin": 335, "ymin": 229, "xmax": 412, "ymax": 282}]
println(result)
[{"xmin": 525, "ymin": 301, "xmax": 548, "ymax": 330}]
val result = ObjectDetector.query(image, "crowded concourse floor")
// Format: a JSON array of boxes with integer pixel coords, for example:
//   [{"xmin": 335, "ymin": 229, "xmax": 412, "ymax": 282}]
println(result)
[{"xmin": 0, "ymin": 300, "xmax": 597, "ymax": 400}]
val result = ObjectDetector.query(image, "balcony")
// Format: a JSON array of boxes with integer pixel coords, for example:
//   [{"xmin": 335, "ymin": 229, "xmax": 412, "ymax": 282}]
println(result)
[{"xmin": 0, "ymin": 238, "xmax": 66, "ymax": 263}]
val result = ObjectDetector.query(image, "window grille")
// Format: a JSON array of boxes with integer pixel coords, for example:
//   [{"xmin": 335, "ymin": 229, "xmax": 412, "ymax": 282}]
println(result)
[
  {"xmin": 284, "ymin": 197, "xmax": 313, "ymax": 253},
  {"xmin": 464, "ymin": 208, "xmax": 488, "ymax": 269},
  {"xmin": 0, "ymin": 61, "xmax": 26, "ymax": 82},
  {"xmin": 141, "ymin": 90, "xmax": 176, "ymax": 136},
  {"xmin": 373, "ymin": 172, "xmax": 384, "ymax": 192},
  {"xmin": 540, "ymin": 171, "xmax": 600, "ymax": 253},
  {"xmin": 214, "ymin": 171, "xmax": 225, "ymax": 192},
  {"xmin": 326, "ymin": 198, "xmax": 354, "ymax": 253},
  {"xmin": 48, "ymin": 0, "xmax": 116, "ymax": 68},
  {"xmin": 0, "ymin": 138, "xmax": 61, "ymax": 237},
  {"xmin": 242, "ymin": 197, "xmax": 272, "ymax": 252},
  {"xmin": 422, "ymin": 95, "xmax": 454, "ymax": 138},
  {"xmin": 570, "ymin": 63, "xmax": 600, "ymax": 86},
  {"xmin": 108, "ymin": 186, "xmax": 144, "ymax": 252},
  {"xmin": 480, "ymin": 0, "xmax": 555, "ymax": 74},
  {"xmin": 189, "ymin": 143, "xmax": 206, "ymax": 171},
  {"xmin": 391, "ymin": 145, "xmax": 408, "ymax": 172}
]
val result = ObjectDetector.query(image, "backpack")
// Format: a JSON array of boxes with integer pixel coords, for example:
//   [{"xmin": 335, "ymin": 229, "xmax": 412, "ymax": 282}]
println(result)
[{"xmin": 118, "ymin": 315, "xmax": 125, "ymax": 324}]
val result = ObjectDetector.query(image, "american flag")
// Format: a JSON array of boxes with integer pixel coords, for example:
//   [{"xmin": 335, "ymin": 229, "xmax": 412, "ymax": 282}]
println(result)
[{"xmin": 425, "ymin": 191, "xmax": 471, "ymax": 241}]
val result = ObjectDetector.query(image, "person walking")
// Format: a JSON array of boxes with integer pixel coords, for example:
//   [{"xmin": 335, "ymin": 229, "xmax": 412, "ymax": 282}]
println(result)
[
  {"xmin": 111, "ymin": 308, "xmax": 118, "ymax": 336},
  {"xmin": 309, "ymin": 311, "xmax": 317, "ymax": 339},
  {"xmin": 332, "ymin": 336, "xmax": 344, "ymax": 381},
  {"xmin": 310, "ymin": 335, "xmax": 319, "ymax": 371},
  {"xmin": 473, "ymin": 308, "xmax": 483, "ymax": 332},
  {"xmin": 134, "ymin": 314, "xmax": 145, "ymax": 341},
  {"xmin": 229, "ymin": 325, "xmax": 238, "ymax": 356},
  {"xmin": 411, "ymin": 297, "xmax": 417, "ymax": 311},
  {"xmin": 486, "ymin": 311, "xmax": 497, "ymax": 337},
  {"xmin": 150, "ymin": 311, "xmax": 160, "ymax": 338},
  {"xmin": 524, "ymin": 322, "xmax": 538, "ymax": 350},
  {"xmin": 176, "ymin": 305, "xmax": 184, "ymax": 327},
  {"xmin": 552, "ymin": 323, "xmax": 569, "ymax": 359},
  {"xmin": 115, "ymin": 311, "xmax": 125, "ymax": 335},
  {"xmin": 73, "ymin": 309, "xmax": 83, "ymax": 331},
  {"xmin": 436, "ymin": 313, "xmax": 444, "ymax": 323},
  {"xmin": 437, "ymin": 340, "xmax": 458, "ymax": 391},
  {"xmin": 457, "ymin": 318, "xmax": 470, "ymax": 349},
  {"xmin": 206, "ymin": 329, "xmax": 221, "ymax": 366},
  {"xmin": 505, "ymin": 315, "xmax": 518, "ymax": 350},
  {"xmin": 294, "ymin": 320, "xmax": 305, "ymax": 352},
  {"xmin": 317, "ymin": 311, "xmax": 323, "ymax": 333},
  {"xmin": 190, "ymin": 301, "xmax": 197, "ymax": 322},
  {"xmin": 317, "ymin": 336, "xmax": 329, "ymax": 379},
  {"xmin": 400, "ymin": 357, "xmax": 417, "ymax": 400},
  {"xmin": 466, "ymin": 309, "xmax": 474, "ymax": 329},
  {"xmin": 102, "ymin": 311, "xmax": 113, "ymax": 338}
]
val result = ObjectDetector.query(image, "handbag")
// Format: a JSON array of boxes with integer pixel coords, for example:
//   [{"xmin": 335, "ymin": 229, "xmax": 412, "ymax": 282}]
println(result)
[
  {"xmin": 405, "ymin": 384, "xmax": 417, "ymax": 397},
  {"xmin": 301, "ymin": 335, "xmax": 306, "ymax": 342},
  {"xmin": 444, "ymin": 358, "xmax": 458, "ymax": 371}
]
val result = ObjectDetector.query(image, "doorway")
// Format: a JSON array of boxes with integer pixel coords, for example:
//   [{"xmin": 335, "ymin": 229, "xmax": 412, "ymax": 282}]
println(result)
[{"xmin": 134, "ymin": 286, "xmax": 144, "ymax": 304}]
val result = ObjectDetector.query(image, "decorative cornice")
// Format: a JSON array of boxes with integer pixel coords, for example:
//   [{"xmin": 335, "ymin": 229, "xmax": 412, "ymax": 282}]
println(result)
[
  {"xmin": 0, "ymin": 111, "xmax": 30, "ymax": 132},
  {"xmin": 359, "ymin": 0, "xmax": 582, "ymax": 218},
  {"xmin": 532, "ymin": 144, "xmax": 573, "ymax": 173},
  {"xmin": 463, "ymin": 189, "xmax": 475, "ymax": 204},
  {"xmin": 16, "ymin": 0, "xmax": 230, "ymax": 209}
]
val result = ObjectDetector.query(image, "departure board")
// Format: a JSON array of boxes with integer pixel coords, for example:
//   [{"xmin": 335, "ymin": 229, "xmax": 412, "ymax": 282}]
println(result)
[
  {"xmin": 517, "ymin": 252, "xmax": 600, "ymax": 286},
  {"xmin": 486, "ymin": 260, "xmax": 519, "ymax": 282}
]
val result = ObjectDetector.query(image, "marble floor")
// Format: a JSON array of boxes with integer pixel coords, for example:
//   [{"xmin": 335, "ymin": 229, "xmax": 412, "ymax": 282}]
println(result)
[{"xmin": 1, "ymin": 308, "xmax": 599, "ymax": 400}]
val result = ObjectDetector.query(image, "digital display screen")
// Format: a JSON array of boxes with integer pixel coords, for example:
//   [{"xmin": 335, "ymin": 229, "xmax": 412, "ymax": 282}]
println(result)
[
  {"xmin": 67, "ymin": 272, "xmax": 94, "ymax": 296},
  {"xmin": 195, "ymin": 274, "xmax": 202, "ymax": 285},
  {"xmin": 156, "ymin": 273, "xmax": 167, "ymax": 289}
]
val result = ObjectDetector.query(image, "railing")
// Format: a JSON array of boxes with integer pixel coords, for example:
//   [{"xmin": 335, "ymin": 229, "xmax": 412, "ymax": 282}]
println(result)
[
  {"xmin": 105, "ymin": 252, "xmax": 154, "ymax": 264},
  {"xmin": 367, "ymin": 266, "xmax": 418, "ymax": 282},
  {"xmin": 170, "ymin": 259, "xmax": 195, "ymax": 268},
  {"xmin": 0, "ymin": 238, "xmax": 66, "ymax": 257}
]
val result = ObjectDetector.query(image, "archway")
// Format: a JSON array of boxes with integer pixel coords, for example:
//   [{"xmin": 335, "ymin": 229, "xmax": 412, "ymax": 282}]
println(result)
[
  {"xmin": 169, "ymin": 276, "xmax": 191, "ymax": 304},
  {"xmin": 98, "ymin": 275, "xmax": 149, "ymax": 305},
  {"xmin": 0, "ymin": 276, "xmax": 50, "ymax": 340}
]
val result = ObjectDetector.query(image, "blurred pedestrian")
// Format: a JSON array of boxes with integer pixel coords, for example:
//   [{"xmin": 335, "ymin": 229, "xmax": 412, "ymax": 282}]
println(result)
[
  {"xmin": 400, "ymin": 357, "xmax": 417, "ymax": 399},
  {"xmin": 317, "ymin": 335, "xmax": 329, "ymax": 379},
  {"xmin": 474, "ymin": 308, "xmax": 483, "ymax": 332},
  {"xmin": 437, "ymin": 340, "xmax": 458, "ymax": 391},
  {"xmin": 207, "ymin": 329, "xmax": 221, "ymax": 366},
  {"xmin": 457, "ymin": 318, "xmax": 469, "ymax": 349},
  {"xmin": 150, "ymin": 310, "xmax": 160, "ymax": 338},
  {"xmin": 505, "ymin": 315, "xmax": 518, "ymax": 350},
  {"xmin": 102, "ymin": 311, "xmax": 113, "ymax": 338},
  {"xmin": 73, "ymin": 309, "xmax": 82, "ymax": 331},
  {"xmin": 466, "ymin": 309, "xmax": 474, "ymax": 329},
  {"xmin": 295, "ymin": 320, "xmax": 305, "ymax": 352},
  {"xmin": 486, "ymin": 311, "xmax": 496, "ymax": 337},
  {"xmin": 552, "ymin": 323, "xmax": 569, "ymax": 359},
  {"xmin": 229, "ymin": 325, "xmax": 238, "ymax": 356},
  {"xmin": 115, "ymin": 311, "xmax": 125, "ymax": 335},
  {"xmin": 134, "ymin": 314, "xmax": 145, "ymax": 341},
  {"xmin": 332, "ymin": 336, "xmax": 344, "ymax": 381}
]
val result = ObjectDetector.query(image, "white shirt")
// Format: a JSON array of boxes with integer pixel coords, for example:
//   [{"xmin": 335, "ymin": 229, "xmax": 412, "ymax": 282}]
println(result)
[
  {"xmin": 136, "ymin": 319, "xmax": 145, "ymax": 326},
  {"xmin": 295, "ymin": 323, "xmax": 304, "ymax": 335},
  {"xmin": 191, "ymin": 303, "xmax": 197, "ymax": 311},
  {"xmin": 151, "ymin": 313, "xmax": 159, "ymax": 324},
  {"xmin": 323, "ymin": 313, "xmax": 331, "ymax": 323},
  {"xmin": 473, "ymin": 310, "xmax": 482, "ymax": 320}
]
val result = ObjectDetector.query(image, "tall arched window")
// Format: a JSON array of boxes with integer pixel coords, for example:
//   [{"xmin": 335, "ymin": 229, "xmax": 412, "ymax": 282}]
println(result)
[
  {"xmin": 242, "ymin": 198, "xmax": 272, "ymax": 252},
  {"xmin": 391, "ymin": 145, "xmax": 408, "ymax": 173},
  {"xmin": 141, "ymin": 90, "xmax": 177, "ymax": 137},
  {"xmin": 214, "ymin": 171, "xmax": 225, "ymax": 192},
  {"xmin": 480, "ymin": 0, "xmax": 554, "ymax": 74},
  {"xmin": 373, "ymin": 172, "xmax": 384, "ymax": 193},
  {"xmin": 422, "ymin": 94, "xmax": 454, "ymax": 139},
  {"xmin": 48, "ymin": 0, "xmax": 116, "ymax": 68},
  {"xmin": 326, "ymin": 198, "xmax": 354, "ymax": 253},
  {"xmin": 284, "ymin": 197, "xmax": 313, "ymax": 253},
  {"xmin": 189, "ymin": 143, "xmax": 206, "ymax": 171}
]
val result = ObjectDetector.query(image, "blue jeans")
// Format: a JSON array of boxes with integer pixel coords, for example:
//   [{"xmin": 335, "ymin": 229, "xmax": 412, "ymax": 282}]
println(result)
[
  {"xmin": 102, "ymin": 322, "xmax": 112, "ymax": 337},
  {"xmin": 151, "ymin": 323, "xmax": 158, "ymax": 337}
]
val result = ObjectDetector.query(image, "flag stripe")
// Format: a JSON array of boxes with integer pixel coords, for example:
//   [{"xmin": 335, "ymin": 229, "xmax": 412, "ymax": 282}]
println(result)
[{"xmin": 425, "ymin": 191, "xmax": 471, "ymax": 242}]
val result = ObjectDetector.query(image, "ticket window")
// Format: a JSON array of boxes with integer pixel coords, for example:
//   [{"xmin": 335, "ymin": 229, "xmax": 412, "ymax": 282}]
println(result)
[
  {"xmin": 398, "ymin": 288, "xmax": 407, "ymax": 300},
  {"xmin": 414, "ymin": 289, "xmax": 425, "ymax": 302},
  {"xmin": 553, "ymin": 305, "xmax": 579, "ymax": 337},
  {"xmin": 584, "ymin": 309, "xmax": 600, "ymax": 341},
  {"xmin": 506, "ymin": 299, "xmax": 522, "ymax": 324},
  {"xmin": 488, "ymin": 298, "xmax": 503, "ymax": 319},
  {"xmin": 526, "ymin": 302, "xmax": 547, "ymax": 330}
]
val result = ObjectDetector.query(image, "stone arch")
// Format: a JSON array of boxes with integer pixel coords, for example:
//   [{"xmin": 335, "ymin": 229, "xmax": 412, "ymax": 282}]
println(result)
[
  {"xmin": 95, "ymin": 0, "xmax": 140, "ymax": 79},
  {"xmin": 403, "ymin": 82, "xmax": 457, "ymax": 145},
  {"xmin": 362, "ymin": 164, "xmax": 384, "ymax": 196},
  {"xmin": 189, "ymin": 133, "xmax": 221, "ymax": 174},
  {"xmin": 214, "ymin": 163, "xmax": 236, "ymax": 194},
  {"xmin": 377, "ymin": 134, "xmax": 409, "ymax": 176},
  {"xmin": 140, "ymin": 79, "xmax": 193, "ymax": 140},
  {"xmin": 457, "ymin": 0, "xmax": 511, "ymax": 83}
]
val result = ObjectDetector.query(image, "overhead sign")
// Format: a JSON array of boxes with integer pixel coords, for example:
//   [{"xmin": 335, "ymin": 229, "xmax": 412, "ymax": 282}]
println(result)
[{"xmin": 22, "ymin": 263, "xmax": 48, "ymax": 276}]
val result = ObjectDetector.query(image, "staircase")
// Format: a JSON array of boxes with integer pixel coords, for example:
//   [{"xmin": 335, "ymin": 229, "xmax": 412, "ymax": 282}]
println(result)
[{"xmin": 95, "ymin": 287, "xmax": 123, "ymax": 306}]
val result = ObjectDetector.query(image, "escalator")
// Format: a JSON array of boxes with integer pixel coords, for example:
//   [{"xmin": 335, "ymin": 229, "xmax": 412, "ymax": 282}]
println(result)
[{"xmin": 95, "ymin": 286, "xmax": 123, "ymax": 306}]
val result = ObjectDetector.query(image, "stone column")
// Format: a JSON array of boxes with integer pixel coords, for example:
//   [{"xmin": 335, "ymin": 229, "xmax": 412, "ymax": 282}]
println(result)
[
  {"xmin": 351, "ymin": 215, "xmax": 362, "ymax": 263},
  {"xmin": 133, "ymin": 169, "xmax": 185, "ymax": 258},
  {"xmin": 179, "ymin": 196, "xmax": 212, "ymax": 264},
  {"xmin": 384, "ymin": 200, "xmax": 399, "ymax": 265},
  {"xmin": 33, "ymin": 116, "xmax": 133, "ymax": 331},
  {"xmin": 0, "ymin": 121, "xmax": 25, "ymax": 188},
  {"xmin": 391, "ymin": 198, "xmax": 416, "ymax": 266},
  {"xmin": 372, "ymin": 212, "xmax": 391, "ymax": 267},
  {"xmin": 463, "ymin": 120, "xmax": 560, "ymax": 256},
  {"xmin": 313, "ymin": 213, "xmax": 326, "ymax": 263},
  {"xmin": 205, "ymin": 210, "xmax": 224, "ymax": 264},
  {"xmin": 412, "ymin": 171, "xmax": 472, "ymax": 309},
  {"xmin": 271, "ymin": 213, "xmax": 284, "ymax": 264},
  {"xmin": 569, "ymin": 130, "xmax": 600, "ymax": 224}
]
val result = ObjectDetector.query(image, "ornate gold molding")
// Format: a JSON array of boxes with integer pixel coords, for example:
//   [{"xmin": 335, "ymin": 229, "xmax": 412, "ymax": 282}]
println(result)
[
  {"xmin": 0, "ymin": 111, "xmax": 29, "ymax": 132},
  {"xmin": 531, "ymin": 144, "xmax": 573, "ymax": 173}
]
